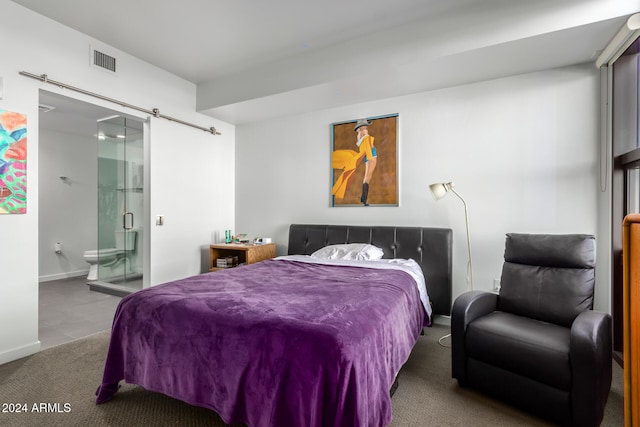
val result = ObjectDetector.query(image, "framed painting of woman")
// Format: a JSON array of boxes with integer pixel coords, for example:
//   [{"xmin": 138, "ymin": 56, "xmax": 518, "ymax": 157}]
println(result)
[{"xmin": 331, "ymin": 113, "xmax": 398, "ymax": 207}]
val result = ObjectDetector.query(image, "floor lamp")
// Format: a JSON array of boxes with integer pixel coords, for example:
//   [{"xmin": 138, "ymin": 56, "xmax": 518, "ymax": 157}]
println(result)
[
  {"xmin": 429, "ymin": 181, "xmax": 474, "ymax": 290},
  {"xmin": 429, "ymin": 181, "xmax": 474, "ymax": 347}
]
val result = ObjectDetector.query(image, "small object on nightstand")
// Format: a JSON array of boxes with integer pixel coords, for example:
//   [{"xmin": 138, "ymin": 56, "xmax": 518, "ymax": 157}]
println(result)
[
  {"xmin": 216, "ymin": 256, "xmax": 238, "ymax": 268},
  {"xmin": 234, "ymin": 233, "xmax": 248, "ymax": 243}
]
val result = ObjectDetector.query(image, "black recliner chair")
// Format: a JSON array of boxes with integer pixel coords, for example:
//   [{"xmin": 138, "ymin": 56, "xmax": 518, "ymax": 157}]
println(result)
[{"xmin": 451, "ymin": 233, "xmax": 612, "ymax": 426}]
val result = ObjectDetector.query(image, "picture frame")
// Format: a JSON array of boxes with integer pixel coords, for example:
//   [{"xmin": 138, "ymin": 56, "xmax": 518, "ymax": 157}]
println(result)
[
  {"xmin": 0, "ymin": 109, "xmax": 27, "ymax": 214},
  {"xmin": 330, "ymin": 113, "xmax": 398, "ymax": 207}
]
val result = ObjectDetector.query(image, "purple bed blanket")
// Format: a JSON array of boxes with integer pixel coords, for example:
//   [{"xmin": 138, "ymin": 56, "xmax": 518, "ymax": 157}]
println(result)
[{"xmin": 95, "ymin": 259, "xmax": 426, "ymax": 427}]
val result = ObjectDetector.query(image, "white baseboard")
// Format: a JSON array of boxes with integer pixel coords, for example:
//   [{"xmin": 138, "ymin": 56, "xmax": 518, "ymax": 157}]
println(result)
[
  {"xmin": 0, "ymin": 341, "xmax": 41, "ymax": 365},
  {"xmin": 39, "ymin": 270, "xmax": 89, "ymax": 282}
]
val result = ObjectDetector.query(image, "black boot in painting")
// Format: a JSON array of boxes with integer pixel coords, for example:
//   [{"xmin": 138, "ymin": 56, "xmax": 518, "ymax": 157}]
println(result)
[{"xmin": 361, "ymin": 183, "xmax": 369, "ymax": 206}]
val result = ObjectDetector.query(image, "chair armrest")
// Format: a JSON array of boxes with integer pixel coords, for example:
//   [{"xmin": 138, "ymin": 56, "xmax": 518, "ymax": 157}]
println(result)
[
  {"xmin": 570, "ymin": 310, "xmax": 612, "ymax": 427},
  {"xmin": 452, "ymin": 291, "xmax": 498, "ymax": 328},
  {"xmin": 451, "ymin": 291, "xmax": 498, "ymax": 383}
]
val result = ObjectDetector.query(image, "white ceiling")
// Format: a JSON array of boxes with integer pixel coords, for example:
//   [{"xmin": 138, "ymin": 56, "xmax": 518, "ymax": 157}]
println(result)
[{"xmin": 12, "ymin": 0, "xmax": 640, "ymax": 125}]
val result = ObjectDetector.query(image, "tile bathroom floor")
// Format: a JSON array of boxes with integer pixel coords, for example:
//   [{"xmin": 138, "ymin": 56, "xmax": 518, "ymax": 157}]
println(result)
[{"xmin": 39, "ymin": 276, "xmax": 122, "ymax": 350}]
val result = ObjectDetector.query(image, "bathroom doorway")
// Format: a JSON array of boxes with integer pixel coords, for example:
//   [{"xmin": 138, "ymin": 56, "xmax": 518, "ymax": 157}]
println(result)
[{"xmin": 37, "ymin": 90, "xmax": 148, "ymax": 347}]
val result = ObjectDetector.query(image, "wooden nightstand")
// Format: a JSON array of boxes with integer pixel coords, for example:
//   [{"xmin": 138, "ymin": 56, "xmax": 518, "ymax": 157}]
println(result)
[{"xmin": 209, "ymin": 243, "xmax": 276, "ymax": 272}]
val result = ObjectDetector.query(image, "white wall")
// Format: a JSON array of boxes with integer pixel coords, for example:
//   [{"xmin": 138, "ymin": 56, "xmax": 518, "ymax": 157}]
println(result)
[
  {"xmin": 38, "ymin": 128, "xmax": 97, "ymax": 280},
  {"xmin": 236, "ymin": 64, "xmax": 609, "ymax": 313},
  {"xmin": 0, "ymin": 0, "xmax": 235, "ymax": 364}
]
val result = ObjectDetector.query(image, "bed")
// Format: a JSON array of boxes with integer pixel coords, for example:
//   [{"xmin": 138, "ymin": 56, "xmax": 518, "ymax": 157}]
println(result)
[{"xmin": 96, "ymin": 224, "xmax": 452, "ymax": 427}]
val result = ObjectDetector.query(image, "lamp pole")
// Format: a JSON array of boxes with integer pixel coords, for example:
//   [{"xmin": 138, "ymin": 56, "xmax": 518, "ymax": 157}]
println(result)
[{"xmin": 449, "ymin": 187, "xmax": 473, "ymax": 290}]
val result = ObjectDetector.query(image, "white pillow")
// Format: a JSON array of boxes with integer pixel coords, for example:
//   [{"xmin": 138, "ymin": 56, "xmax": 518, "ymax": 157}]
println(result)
[{"xmin": 311, "ymin": 243, "xmax": 384, "ymax": 261}]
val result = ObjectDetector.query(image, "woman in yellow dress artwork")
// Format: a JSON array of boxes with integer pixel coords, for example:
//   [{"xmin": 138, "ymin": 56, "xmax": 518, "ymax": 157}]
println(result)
[{"xmin": 332, "ymin": 119, "xmax": 377, "ymax": 206}]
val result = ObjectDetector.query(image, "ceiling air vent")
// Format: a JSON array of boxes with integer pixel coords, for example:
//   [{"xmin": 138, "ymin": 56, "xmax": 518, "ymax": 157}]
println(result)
[{"xmin": 91, "ymin": 48, "xmax": 117, "ymax": 73}]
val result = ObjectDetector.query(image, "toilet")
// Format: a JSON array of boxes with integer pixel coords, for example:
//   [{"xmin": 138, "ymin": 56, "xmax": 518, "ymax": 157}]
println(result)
[{"xmin": 84, "ymin": 230, "xmax": 137, "ymax": 280}]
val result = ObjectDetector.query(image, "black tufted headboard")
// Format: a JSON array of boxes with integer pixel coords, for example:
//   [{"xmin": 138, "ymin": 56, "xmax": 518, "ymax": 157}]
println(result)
[{"xmin": 287, "ymin": 224, "xmax": 453, "ymax": 316}]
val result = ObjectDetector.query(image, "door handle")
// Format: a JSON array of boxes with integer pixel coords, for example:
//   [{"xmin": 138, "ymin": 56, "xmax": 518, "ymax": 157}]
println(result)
[{"xmin": 122, "ymin": 212, "xmax": 134, "ymax": 230}]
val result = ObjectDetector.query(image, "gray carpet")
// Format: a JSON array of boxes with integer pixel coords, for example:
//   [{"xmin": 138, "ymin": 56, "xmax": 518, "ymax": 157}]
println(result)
[{"xmin": 0, "ymin": 324, "xmax": 623, "ymax": 426}]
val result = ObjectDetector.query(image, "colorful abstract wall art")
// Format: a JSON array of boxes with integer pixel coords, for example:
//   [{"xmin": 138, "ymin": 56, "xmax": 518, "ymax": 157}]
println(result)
[{"xmin": 0, "ymin": 109, "xmax": 27, "ymax": 214}]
